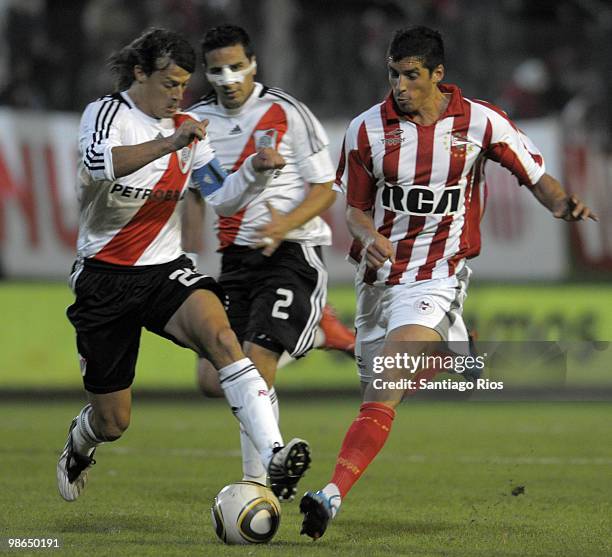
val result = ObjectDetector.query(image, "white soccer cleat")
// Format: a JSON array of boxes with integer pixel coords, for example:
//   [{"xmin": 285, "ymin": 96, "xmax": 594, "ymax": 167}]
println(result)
[
  {"xmin": 57, "ymin": 416, "xmax": 96, "ymax": 502},
  {"xmin": 267, "ymin": 438, "xmax": 311, "ymax": 502}
]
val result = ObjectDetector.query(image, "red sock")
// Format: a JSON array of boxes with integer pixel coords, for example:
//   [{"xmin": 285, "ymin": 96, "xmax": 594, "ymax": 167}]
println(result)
[{"xmin": 330, "ymin": 402, "xmax": 395, "ymax": 499}]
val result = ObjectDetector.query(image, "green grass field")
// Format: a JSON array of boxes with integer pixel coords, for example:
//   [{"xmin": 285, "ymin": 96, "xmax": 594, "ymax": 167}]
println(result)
[{"xmin": 1, "ymin": 399, "xmax": 611, "ymax": 556}]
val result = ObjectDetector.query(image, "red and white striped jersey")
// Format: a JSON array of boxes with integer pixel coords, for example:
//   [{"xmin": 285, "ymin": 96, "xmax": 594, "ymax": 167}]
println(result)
[
  {"xmin": 76, "ymin": 91, "xmax": 215, "ymax": 266},
  {"xmin": 189, "ymin": 82, "xmax": 335, "ymax": 250},
  {"xmin": 335, "ymin": 84, "xmax": 546, "ymax": 286}
]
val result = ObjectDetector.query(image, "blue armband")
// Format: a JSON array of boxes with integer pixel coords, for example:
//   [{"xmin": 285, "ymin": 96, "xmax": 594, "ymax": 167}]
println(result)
[{"xmin": 191, "ymin": 157, "xmax": 228, "ymax": 197}]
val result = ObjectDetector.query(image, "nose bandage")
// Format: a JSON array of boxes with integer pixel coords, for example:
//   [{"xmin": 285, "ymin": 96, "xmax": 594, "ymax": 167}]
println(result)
[{"xmin": 206, "ymin": 60, "xmax": 257, "ymax": 86}]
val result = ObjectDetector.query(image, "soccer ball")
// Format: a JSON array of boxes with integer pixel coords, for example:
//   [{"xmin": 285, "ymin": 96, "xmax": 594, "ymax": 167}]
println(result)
[{"xmin": 210, "ymin": 481, "xmax": 281, "ymax": 544}]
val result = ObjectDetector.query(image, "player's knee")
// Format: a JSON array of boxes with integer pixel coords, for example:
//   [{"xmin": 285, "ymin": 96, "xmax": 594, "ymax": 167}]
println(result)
[
  {"xmin": 216, "ymin": 326, "xmax": 239, "ymax": 353},
  {"xmin": 207, "ymin": 326, "xmax": 242, "ymax": 367}
]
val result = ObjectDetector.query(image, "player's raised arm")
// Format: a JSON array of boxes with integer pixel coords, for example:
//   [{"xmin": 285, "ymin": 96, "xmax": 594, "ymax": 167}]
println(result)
[
  {"xmin": 192, "ymin": 147, "xmax": 285, "ymax": 217},
  {"xmin": 480, "ymin": 104, "xmax": 597, "ymax": 223},
  {"xmin": 111, "ymin": 118, "xmax": 208, "ymax": 178}
]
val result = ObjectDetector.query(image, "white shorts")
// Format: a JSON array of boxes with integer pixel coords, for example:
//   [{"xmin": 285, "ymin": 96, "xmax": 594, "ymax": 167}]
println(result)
[{"xmin": 354, "ymin": 263, "xmax": 472, "ymax": 382}]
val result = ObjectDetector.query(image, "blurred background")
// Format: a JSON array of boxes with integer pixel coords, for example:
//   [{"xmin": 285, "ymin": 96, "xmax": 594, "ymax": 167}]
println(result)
[{"xmin": 0, "ymin": 0, "xmax": 610, "ymax": 395}]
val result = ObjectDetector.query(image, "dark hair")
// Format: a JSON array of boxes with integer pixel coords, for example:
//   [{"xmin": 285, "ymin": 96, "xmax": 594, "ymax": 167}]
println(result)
[
  {"xmin": 200, "ymin": 24, "xmax": 254, "ymax": 62},
  {"xmin": 109, "ymin": 28, "xmax": 196, "ymax": 90},
  {"xmin": 387, "ymin": 26, "xmax": 445, "ymax": 72}
]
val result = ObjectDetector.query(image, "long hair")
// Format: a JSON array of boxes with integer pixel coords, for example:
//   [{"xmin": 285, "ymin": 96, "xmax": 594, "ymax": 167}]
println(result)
[{"xmin": 108, "ymin": 28, "xmax": 196, "ymax": 91}]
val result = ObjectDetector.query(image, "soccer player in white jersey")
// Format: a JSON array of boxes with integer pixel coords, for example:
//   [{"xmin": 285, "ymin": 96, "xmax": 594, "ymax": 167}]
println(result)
[
  {"xmin": 300, "ymin": 26, "xmax": 597, "ymax": 539},
  {"xmin": 182, "ymin": 25, "xmax": 349, "ymax": 501},
  {"xmin": 56, "ymin": 28, "xmax": 312, "ymax": 502}
]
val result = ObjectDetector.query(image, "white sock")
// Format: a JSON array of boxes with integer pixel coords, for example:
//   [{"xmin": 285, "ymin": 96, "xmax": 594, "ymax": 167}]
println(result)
[
  {"xmin": 71, "ymin": 405, "xmax": 103, "ymax": 457},
  {"xmin": 241, "ymin": 387, "xmax": 279, "ymax": 483},
  {"xmin": 322, "ymin": 482, "xmax": 342, "ymax": 518},
  {"xmin": 218, "ymin": 358, "xmax": 283, "ymax": 468}
]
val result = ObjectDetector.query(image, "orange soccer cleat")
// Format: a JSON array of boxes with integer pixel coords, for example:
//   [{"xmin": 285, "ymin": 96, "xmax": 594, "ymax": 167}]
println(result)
[{"xmin": 319, "ymin": 304, "xmax": 355, "ymax": 357}]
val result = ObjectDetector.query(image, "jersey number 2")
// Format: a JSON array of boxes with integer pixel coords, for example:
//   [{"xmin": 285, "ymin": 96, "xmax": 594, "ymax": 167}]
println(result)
[
  {"xmin": 272, "ymin": 288, "xmax": 294, "ymax": 320},
  {"xmin": 169, "ymin": 268, "xmax": 207, "ymax": 287}
]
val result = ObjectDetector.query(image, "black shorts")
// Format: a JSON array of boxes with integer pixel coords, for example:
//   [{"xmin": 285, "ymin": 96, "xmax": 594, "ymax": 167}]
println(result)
[
  {"xmin": 219, "ymin": 242, "xmax": 327, "ymax": 358},
  {"xmin": 66, "ymin": 255, "xmax": 225, "ymax": 394}
]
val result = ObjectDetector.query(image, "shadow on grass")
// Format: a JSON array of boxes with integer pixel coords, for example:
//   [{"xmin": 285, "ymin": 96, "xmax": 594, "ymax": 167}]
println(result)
[
  {"xmin": 345, "ymin": 517, "xmax": 454, "ymax": 537},
  {"xmin": 54, "ymin": 513, "xmax": 173, "ymax": 535}
]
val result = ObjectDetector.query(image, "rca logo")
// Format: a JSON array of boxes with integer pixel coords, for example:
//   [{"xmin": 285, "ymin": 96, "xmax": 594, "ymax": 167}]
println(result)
[{"xmin": 382, "ymin": 184, "xmax": 464, "ymax": 215}]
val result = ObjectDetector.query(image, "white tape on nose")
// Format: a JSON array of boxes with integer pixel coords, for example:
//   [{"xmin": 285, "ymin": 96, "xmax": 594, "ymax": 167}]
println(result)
[{"xmin": 206, "ymin": 61, "xmax": 257, "ymax": 86}]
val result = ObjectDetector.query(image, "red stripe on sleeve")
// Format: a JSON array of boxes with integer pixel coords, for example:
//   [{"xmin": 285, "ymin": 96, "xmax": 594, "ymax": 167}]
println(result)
[
  {"xmin": 346, "ymin": 121, "xmax": 375, "ymax": 210},
  {"xmin": 487, "ymin": 142, "xmax": 534, "ymax": 187}
]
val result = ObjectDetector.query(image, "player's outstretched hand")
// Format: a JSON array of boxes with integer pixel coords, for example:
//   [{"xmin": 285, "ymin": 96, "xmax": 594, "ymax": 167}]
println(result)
[
  {"xmin": 364, "ymin": 233, "xmax": 395, "ymax": 270},
  {"xmin": 255, "ymin": 201, "xmax": 292, "ymax": 256},
  {"xmin": 552, "ymin": 194, "xmax": 598, "ymax": 222},
  {"xmin": 168, "ymin": 118, "xmax": 209, "ymax": 151},
  {"xmin": 252, "ymin": 148, "xmax": 286, "ymax": 173}
]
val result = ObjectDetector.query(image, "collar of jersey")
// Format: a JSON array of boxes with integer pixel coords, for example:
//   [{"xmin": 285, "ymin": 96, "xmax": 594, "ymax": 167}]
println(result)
[
  {"xmin": 120, "ymin": 91, "xmax": 174, "ymax": 127},
  {"xmin": 382, "ymin": 83, "xmax": 465, "ymax": 124},
  {"xmin": 215, "ymin": 82, "xmax": 263, "ymax": 117}
]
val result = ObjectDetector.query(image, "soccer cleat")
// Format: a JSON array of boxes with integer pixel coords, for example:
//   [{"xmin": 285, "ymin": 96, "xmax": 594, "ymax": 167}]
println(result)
[
  {"xmin": 319, "ymin": 304, "xmax": 355, "ymax": 357},
  {"xmin": 267, "ymin": 438, "xmax": 311, "ymax": 502},
  {"xmin": 57, "ymin": 415, "xmax": 96, "ymax": 502},
  {"xmin": 299, "ymin": 490, "xmax": 339, "ymax": 539}
]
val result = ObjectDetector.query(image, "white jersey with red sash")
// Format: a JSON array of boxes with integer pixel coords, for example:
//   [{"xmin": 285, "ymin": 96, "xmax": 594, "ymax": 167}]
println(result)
[
  {"xmin": 76, "ymin": 91, "xmax": 215, "ymax": 266},
  {"xmin": 189, "ymin": 82, "xmax": 335, "ymax": 250}
]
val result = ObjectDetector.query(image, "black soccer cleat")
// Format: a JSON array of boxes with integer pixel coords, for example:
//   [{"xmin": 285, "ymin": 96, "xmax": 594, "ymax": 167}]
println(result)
[
  {"xmin": 267, "ymin": 438, "xmax": 311, "ymax": 502},
  {"xmin": 299, "ymin": 490, "xmax": 338, "ymax": 540}
]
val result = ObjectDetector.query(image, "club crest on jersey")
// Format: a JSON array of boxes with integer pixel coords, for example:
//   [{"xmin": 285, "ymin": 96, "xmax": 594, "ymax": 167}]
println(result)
[
  {"xmin": 177, "ymin": 145, "xmax": 194, "ymax": 174},
  {"xmin": 254, "ymin": 129, "xmax": 278, "ymax": 149},
  {"xmin": 445, "ymin": 132, "xmax": 476, "ymax": 157},
  {"xmin": 380, "ymin": 128, "xmax": 405, "ymax": 145},
  {"xmin": 381, "ymin": 183, "xmax": 464, "ymax": 215},
  {"xmin": 414, "ymin": 296, "xmax": 435, "ymax": 315}
]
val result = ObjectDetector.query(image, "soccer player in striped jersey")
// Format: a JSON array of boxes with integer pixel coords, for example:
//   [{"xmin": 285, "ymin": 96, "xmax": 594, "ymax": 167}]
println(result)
[
  {"xmin": 56, "ymin": 28, "xmax": 312, "ymax": 503},
  {"xmin": 300, "ymin": 26, "xmax": 597, "ymax": 539},
  {"xmin": 181, "ymin": 25, "xmax": 353, "ymax": 500}
]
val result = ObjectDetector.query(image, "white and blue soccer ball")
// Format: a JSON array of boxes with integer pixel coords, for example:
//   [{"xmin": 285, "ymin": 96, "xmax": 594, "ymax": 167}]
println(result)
[{"xmin": 211, "ymin": 481, "xmax": 281, "ymax": 545}]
